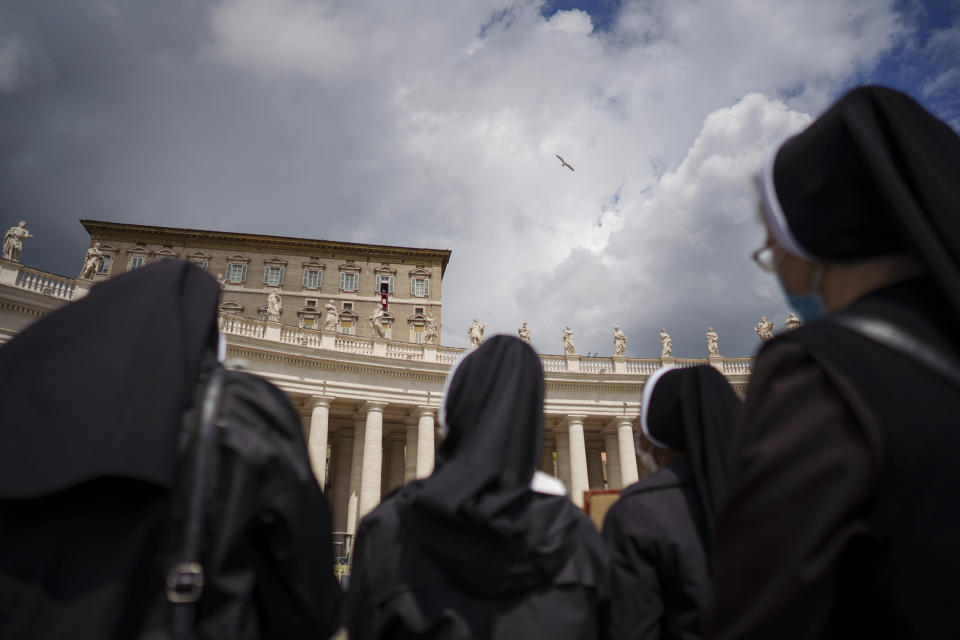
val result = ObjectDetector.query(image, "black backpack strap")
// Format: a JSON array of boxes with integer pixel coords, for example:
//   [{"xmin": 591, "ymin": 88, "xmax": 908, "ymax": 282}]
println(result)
[
  {"xmin": 830, "ymin": 314, "xmax": 960, "ymax": 390},
  {"xmin": 167, "ymin": 365, "xmax": 226, "ymax": 640}
]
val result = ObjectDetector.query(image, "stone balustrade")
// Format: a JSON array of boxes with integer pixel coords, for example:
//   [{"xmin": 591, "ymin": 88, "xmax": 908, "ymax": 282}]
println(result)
[
  {"xmin": 0, "ymin": 261, "xmax": 91, "ymax": 301},
  {"xmin": 217, "ymin": 312, "xmax": 753, "ymax": 375}
]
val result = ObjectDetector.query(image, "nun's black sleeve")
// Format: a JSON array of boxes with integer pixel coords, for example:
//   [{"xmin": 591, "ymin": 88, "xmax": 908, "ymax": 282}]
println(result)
[
  {"xmin": 707, "ymin": 340, "xmax": 882, "ymax": 639},
  {"xmin": 602, "ymin": 500, "xmax": 665, "ymax": 640}
]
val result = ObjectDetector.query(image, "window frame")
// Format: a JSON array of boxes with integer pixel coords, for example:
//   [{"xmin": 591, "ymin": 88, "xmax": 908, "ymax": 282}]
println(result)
[{"xmin": 264, "ymin": 264, "xmax": 286, "ymax": 287}]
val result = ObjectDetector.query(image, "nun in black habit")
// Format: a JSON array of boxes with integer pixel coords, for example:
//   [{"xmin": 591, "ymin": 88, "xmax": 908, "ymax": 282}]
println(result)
[
  {"xmin": 602, "ymin": 365, "xmax": 741, "ymax": 640},
  {"xmin": 708, "ymin": 86, "xmax": 960, "ymax": 639},
  {"xmin": 343, "ymin": 335, "xmax": 610, "ymax": 639},
  {"xmin": 0, "ymin": 260, "xmax": 340, "ymax": 639}
]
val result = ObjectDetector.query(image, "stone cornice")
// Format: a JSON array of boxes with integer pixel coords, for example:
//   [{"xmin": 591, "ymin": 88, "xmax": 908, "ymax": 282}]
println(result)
[{"xmin": 80, "ymin": 219, "xmax": 452, "ymax": 276}]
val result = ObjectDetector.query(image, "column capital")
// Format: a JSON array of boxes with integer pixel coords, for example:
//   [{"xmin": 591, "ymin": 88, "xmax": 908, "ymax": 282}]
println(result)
[
  {"xmin": 607, "ymin": 415, "xmax": 637, "ymax": 430},
  {"xmin": 363, "ymin": 400, "xmax": 388, "ymax": 413},
  {"xmin": 415, "ymin": 406, "xmax": 437, "ymax": 418},
  {"xmin": 560, "ymin": 414, "xmax": 589, "ymax": 428},
  {"xmin": 310, "ymin": 395, "xmax": 335, "ymax": 409}
]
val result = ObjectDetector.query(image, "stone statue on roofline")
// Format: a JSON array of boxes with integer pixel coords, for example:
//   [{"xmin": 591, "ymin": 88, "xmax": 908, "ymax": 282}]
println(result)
[
  {"xmin": 323, "ymin": 300, "xmax": 338, "ymax": 331},
  {"xmin": 613, "ymin": 326, "xmax": 627, "ymax": 357},
  {"xmin": 424, "ymin": 312, "xmax": 438, "ymax": 344},
  {"xmin": 785, "ymin": 312, "xmax": 802, "ymax": 331},
  {"xmin": 266, "ymin": 289, "xmax": 282, "ymax": 322},
  {"xmin": 754, "ymin": 316, "xmax": 775, "ymax": 342},
  {"xmin": 368, "ymin": 307, "xmax": 387, "ymax": 338},
  {"xmin": 518, "ymin": 322, "xmax": 531, "ymax": 344},
  {"xmin": 562, "ymin": 326, "xmax": 576, "ymax": 356},
  {"xmin": 79, "ymin": 242, "xmax": 105, "ymax": 280},
  {"xmin": 3, "ymin": 221, "xmax": 32, "ymax": 262},
  {"xmin": 468, "ymin": 318, "xmax": 486, "ymax": 348},
  {"xmin": 659, "ymin": 328, "xmax": 673, "ymax": 357},
  {"xmin": 706, "ymin": 327, "xmax": 720, "ymax": 356}
]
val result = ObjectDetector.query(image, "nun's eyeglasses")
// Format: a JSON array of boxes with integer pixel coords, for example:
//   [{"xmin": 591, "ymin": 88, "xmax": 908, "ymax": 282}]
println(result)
[{"xmin": 751, "ymin": 242, "xmax": 779, "ymax": 272}]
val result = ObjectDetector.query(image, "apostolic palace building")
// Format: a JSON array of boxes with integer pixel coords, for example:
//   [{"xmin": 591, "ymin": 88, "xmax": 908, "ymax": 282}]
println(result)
[{"xmin": 0, "ymin": 219, "xmax": 753, "ymax": 548}]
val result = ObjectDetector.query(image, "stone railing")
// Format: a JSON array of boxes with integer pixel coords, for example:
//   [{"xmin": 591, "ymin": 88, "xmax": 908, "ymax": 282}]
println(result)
[
  {"xmin": 0, "ymin": 261, "xmax": 91, "ymax": 301},
  {"xmin": 218, "ymin": 312, "xmax": 753, "ymax": 377}
]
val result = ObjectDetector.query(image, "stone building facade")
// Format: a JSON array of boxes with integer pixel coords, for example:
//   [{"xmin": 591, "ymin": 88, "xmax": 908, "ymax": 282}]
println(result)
[
  {"xmin": 79, "ymin": 220, "xmax": 450, "ymax": 343},
  {"xmin": 0, "ymin": 220, "xmax": 752, "ymax": 554}
]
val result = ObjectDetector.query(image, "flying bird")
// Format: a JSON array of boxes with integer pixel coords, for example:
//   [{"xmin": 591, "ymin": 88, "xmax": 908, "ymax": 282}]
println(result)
[{"xmin": 555, "ymin": 154, "xmax": 575, "ymax": 171}]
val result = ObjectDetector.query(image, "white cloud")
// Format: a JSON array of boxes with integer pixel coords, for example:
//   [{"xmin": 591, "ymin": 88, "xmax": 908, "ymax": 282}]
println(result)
[
  {"xmin": 2, "ymin": 0, "xmax": 919, "ymax": 357},
  {"xmin": 0, "ymin": 31, "xmax": 29, "ymax": 93}
]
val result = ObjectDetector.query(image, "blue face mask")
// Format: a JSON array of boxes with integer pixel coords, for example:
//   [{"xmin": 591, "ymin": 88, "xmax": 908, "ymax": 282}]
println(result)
[
  {"xmin": 779, "ymin": 263, "xmax": 826, "ymax": 323},
  {"xmin": 785, "ymin": 291, "xmax": 827, "ymax": 323}
]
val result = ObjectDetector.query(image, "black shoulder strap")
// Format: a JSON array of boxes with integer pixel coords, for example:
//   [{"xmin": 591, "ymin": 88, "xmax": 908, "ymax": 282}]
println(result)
[
  {"xmin": 167, "ymin": 366, "xmax": 226, "ymax": 640},
  {"xmin": 829, "ymin": 315, "xmax": 960, "ymax": 391}
]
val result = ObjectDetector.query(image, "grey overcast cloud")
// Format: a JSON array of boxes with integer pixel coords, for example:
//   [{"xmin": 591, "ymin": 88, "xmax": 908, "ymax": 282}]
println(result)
[{"xmin": 1, "ymin": 0, "xmax": 958, "ymax": 356}]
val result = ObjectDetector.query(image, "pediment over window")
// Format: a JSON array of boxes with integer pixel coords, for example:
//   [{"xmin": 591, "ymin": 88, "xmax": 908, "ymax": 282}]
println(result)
[
  {"xmin": 374, "ymin": 264, "xmax": 397, "ymax": 275},
  {"xmin": 126, "ymin": 246, "xmax": 151, "ymax": 255},
  {"xmin": 220, "ymin": 301, "xmax": 244, "ymax": 314},
  {"xmin": 407, "ymin": 313, "xmax": 427, "ymax": 326},
  {"xmin": 264, "ymin": 256, "xmax": 288, "ymax": 266},
  {"xmin": 408, "ymin": 267, "xmax": 431, "ymax": 278},
  {"xmin": 338, "ymin": 263, "xmax": 361, "ymax": 273},
  {"xmin": 302, "ymin": 260, "xmax": 325, "ymax": 269},
  {"xmin": 338, "ymin": 309, "xmax": 359, "ymax": 320},
  {"xmin": 188, "ymin": 250, "xmax": 212, "ymax": 260},
  {"xmin": 154, "ymin": 247, "xmax": 180, "ymax": 258},
  {"xmin": 225, "ymin": 254, "xmax": 251, "ymax": 263},
  {"xmin": 98, "ymin": 243, "xmax": 118, "ymax": 254},
  {"xmin": 297, "ymin": 305, "xmax": 320, "ymax": 315}
]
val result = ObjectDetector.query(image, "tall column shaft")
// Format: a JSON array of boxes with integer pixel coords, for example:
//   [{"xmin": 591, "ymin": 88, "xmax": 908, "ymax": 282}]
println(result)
[
  {"xmin": 540, "ymin": 443, "xmax": 555, "ymax": 475},
  {"xmin": 416, "ymin": 407, "xmax": 435, "ymax": 479},
  {"xmin": 346, "ymin": 418, "xmax": 365, "ymax": 536},
  {"xmin": 587, "ymin": 446, "xmax": 605, "ymax": 489},
  {"xmin": 331, "ymin": 428, "xmax": 352, "ymax": 533},
  {"xmin": 617, "ymin": 417, "xmax": 640, "ymax": 487},
  {"xmin": 358, "ymin": 401, "xmax": 386, "ymax": 520},
  {"xmin": 604, "ymin": 428, "xmax": 623, "ymax": 489},
  {"xmin": 556, "ymin": 431, "xmax": 571, "ymax": 494},
  {"xmin": 387, "ymin": 434, "xmax": 404, "ymax": 493},
  {"xmin": 566, "ymin": 415, "xmax": 589, "ymax": 508},
  {"xmin": 404, "ymin": 421, "xmax": 419, "ymax": 483},
  {"xmin": 307, "ymin": 396, "xmax": 333, "ymax": 490}
]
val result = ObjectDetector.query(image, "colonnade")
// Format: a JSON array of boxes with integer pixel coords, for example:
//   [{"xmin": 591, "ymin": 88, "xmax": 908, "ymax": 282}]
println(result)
[{"xmin": 300, "ymin": 395, "xmax": 646, "ymax": 534}]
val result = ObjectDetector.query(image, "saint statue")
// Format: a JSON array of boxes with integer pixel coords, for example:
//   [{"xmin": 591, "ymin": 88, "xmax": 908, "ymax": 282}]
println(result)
[
  {"xmin": 3, "ymin": 221, "xmax": 32, "ymax": 262},
  {"xmin": 613, "ymin": 326, "xmax": 627, "ymax": 357},
  {"xmin": 79, "ymin": 242, "xmax": 105, "ymax": 280},
  {"xmin": 706, "ymin": 327, "xmax": 720, "ymax": 356},
  {"xmin": 424, "ymin": 312, "xmax": 438, "ymax": 345},
  {"xmin": 785, "ymin": 312, "xmax": 802, "ymax": 331},
  {"xmin": 754, "ymin": 316, "xmax": 775, "ymax": 342},
  {"xmin": 323, "ymin": 300, "xmax": 339, "ymax": 331},
  {"xmin": 562, "ymin": 326, "xmax": 576, "ymax": 356},
  {"xmin": 659, "ymin": 328, "xmax": 673, "ymax": 358},
  {"xmin": 368, "ymin": 308, "xmax": 387, "ymax": 337},
  {"xmin": 216, "ymin": 273, "xmax": 225, "ymax": 288},
  {"xmin": 518, "ymin": 322, "xmax": 531, "ymax": 344},
  {"xmin": 266, "ymin": 289, "xmax": 282, "ymax": 321},
  {"xmin": 468, "ymin": 318, "xmax": 486, "ymax": 348}
]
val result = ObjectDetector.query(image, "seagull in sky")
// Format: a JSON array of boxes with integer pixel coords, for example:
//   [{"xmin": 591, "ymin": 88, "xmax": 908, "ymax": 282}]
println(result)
[{"xmin": 555, "ymin": 154, "xmax": 575, "ymax": 171}]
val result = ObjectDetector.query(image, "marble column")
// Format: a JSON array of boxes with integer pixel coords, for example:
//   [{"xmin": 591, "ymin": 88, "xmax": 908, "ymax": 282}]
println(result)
[
  {"xmin": 587, "ymin": 444, "xmax": 605, "ymax": 489},
  {"xmin": 617, "ymin": 416, "xmax": 640, "ymax": 487},
  {"xmin": 346, "ymin": 417, "xmax": 365, "ymax": 536},
  {"xmin": 540, "ymin": 443, "xmax": 555, "ymax": 475},
  {"xmin": 416, "ymin": 407, "xmax": 435, "ymax": 479},
  {"xmin": 555, "ymin": 430, "xmax": 571, "ymax": 495},
  {"xmin": 387, "ymin": 433, "xmax": 405, "ymax": 493},
  {"xmin": 331, "ymin": 427, "xmax": 352, "ymax": 533},
  {"xmin": 604, "ymin": 426, "xmax": 623, "ymax": 489},
  {"xmin": 565, "ymin": 415, "xmax": 589, "ymax": 508},
  {"xmin": 307, "ymin": 396, "xmax": 333, "ymax": 490},
  {"xmin": 358, "ymin": 401, "xmax": 386, "ymax": 521},
  {"xmin": 404, "ymin": 418, "xmax": 419, "ymax": 483}
]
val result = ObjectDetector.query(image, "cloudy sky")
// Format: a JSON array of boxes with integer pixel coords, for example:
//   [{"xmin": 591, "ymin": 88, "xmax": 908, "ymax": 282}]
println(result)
[{"xmin": 2, "ymin": 0, "xmax": 958, "ymax": 356}]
